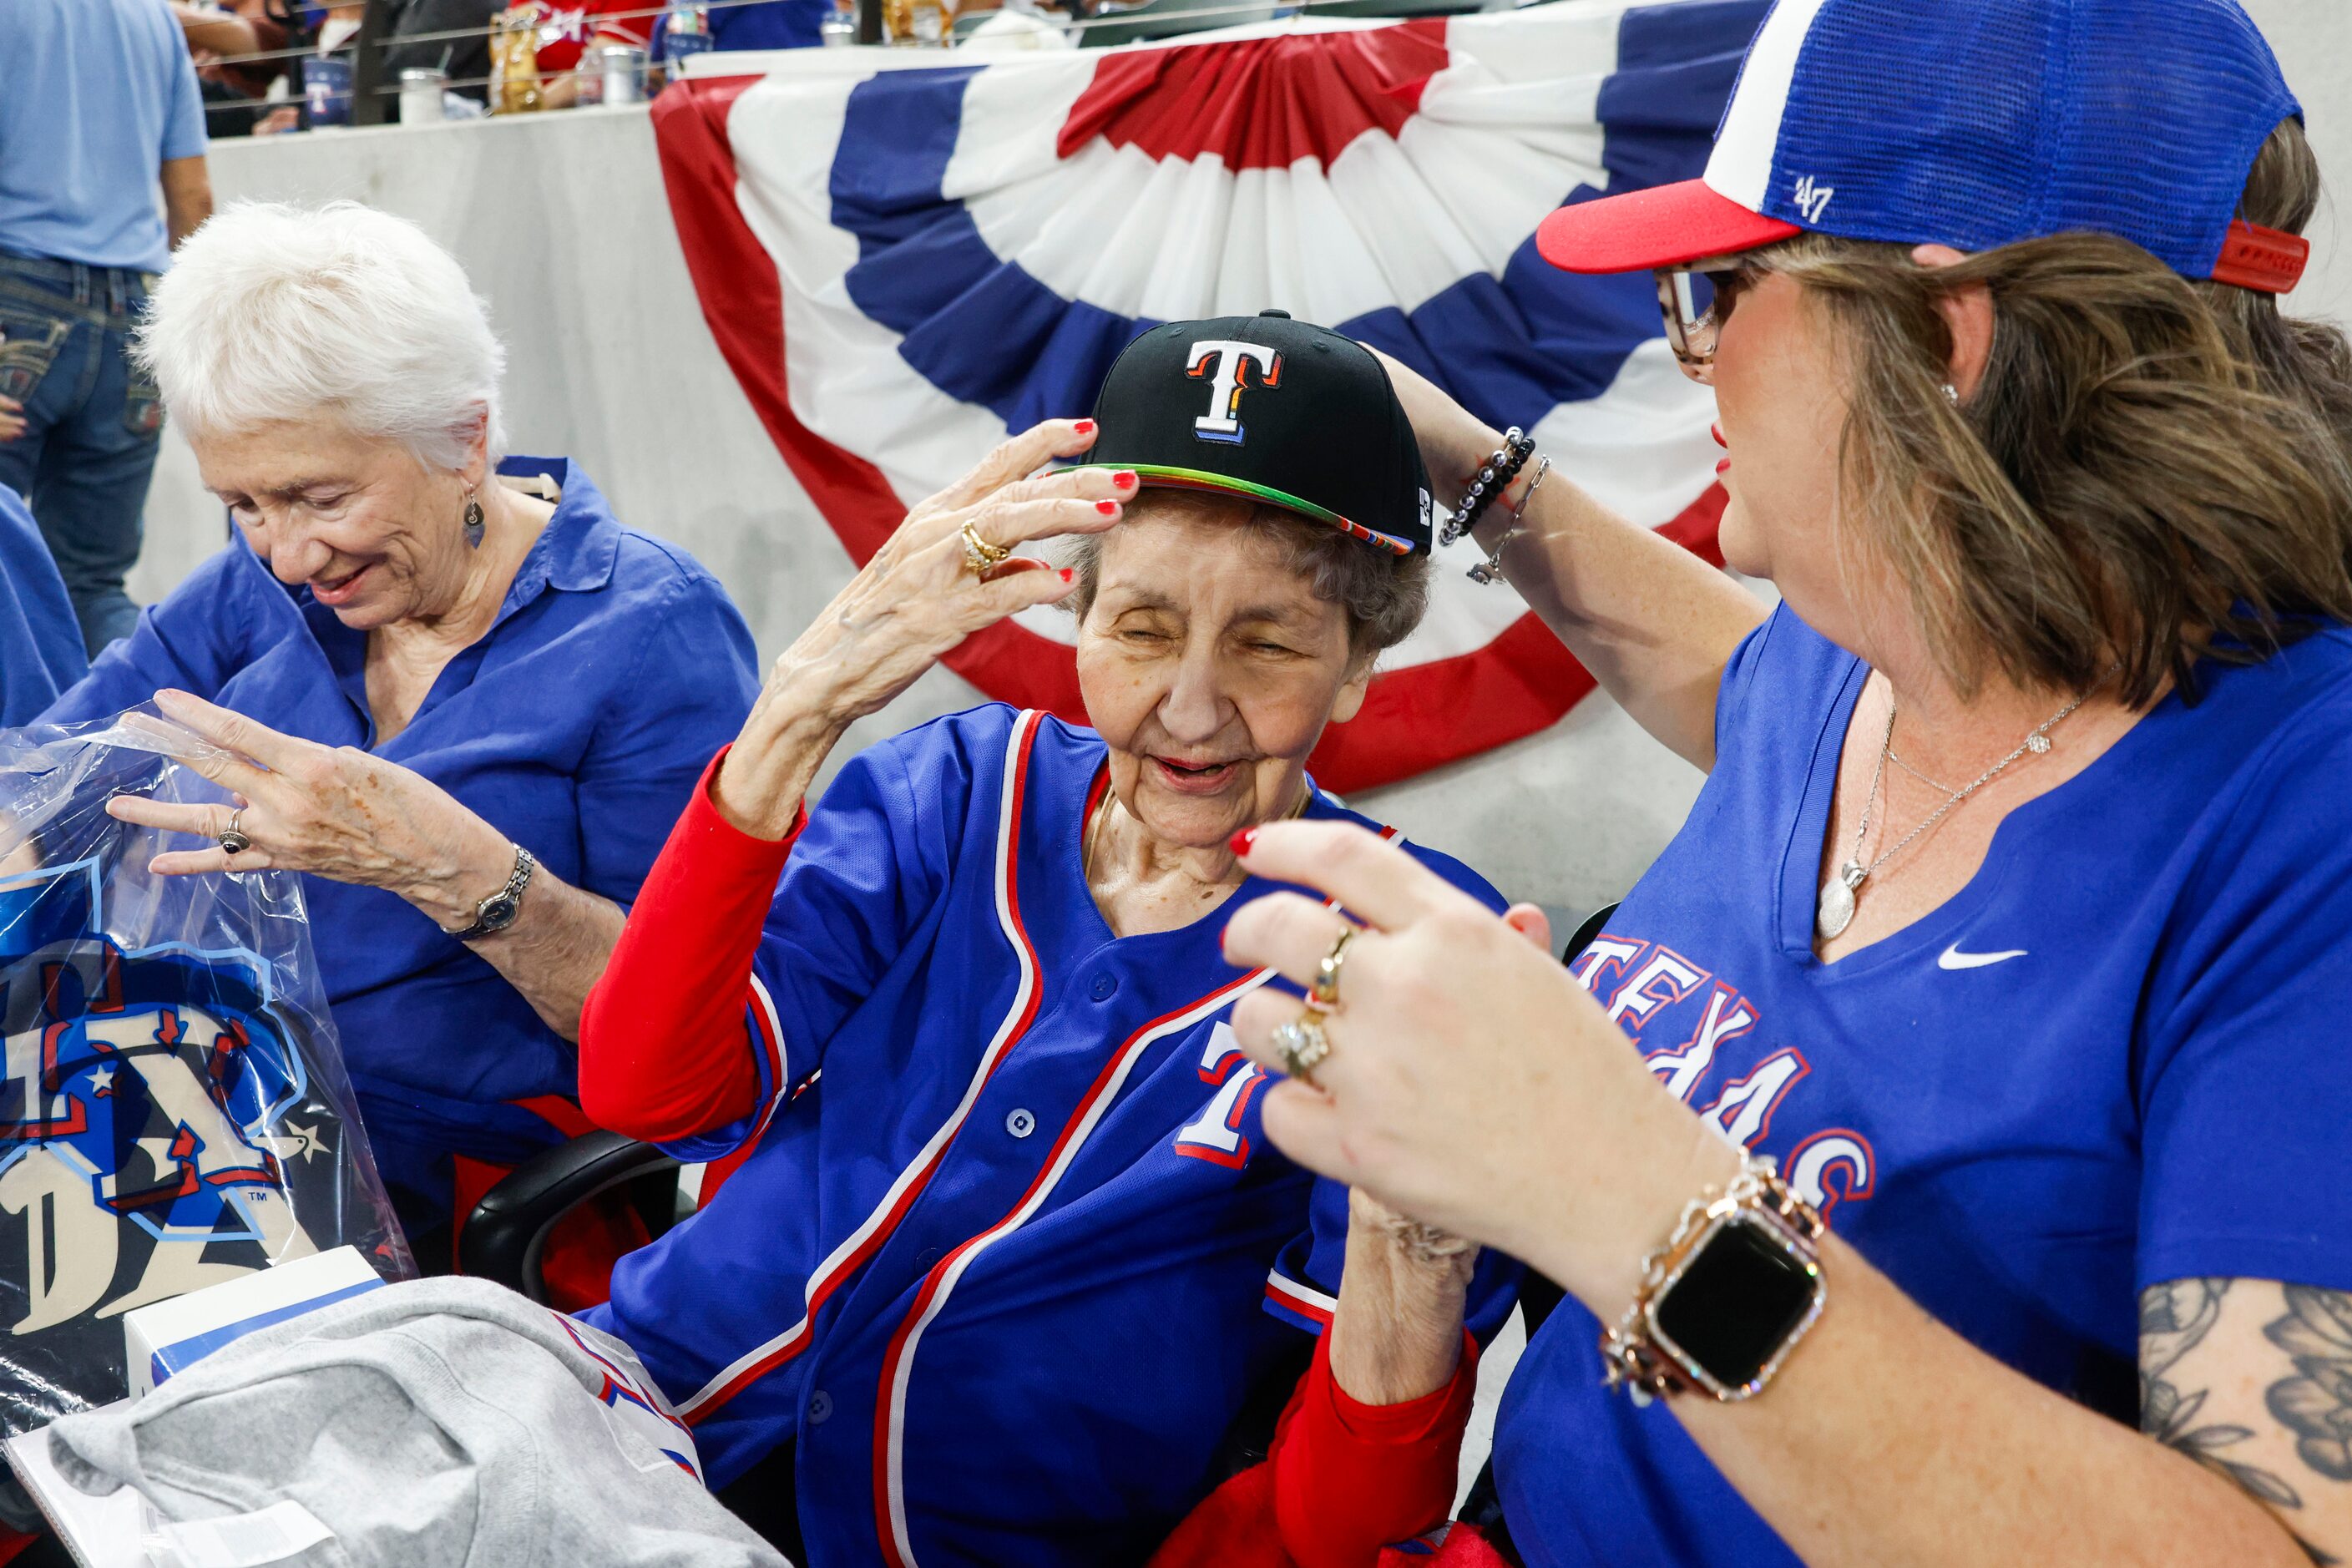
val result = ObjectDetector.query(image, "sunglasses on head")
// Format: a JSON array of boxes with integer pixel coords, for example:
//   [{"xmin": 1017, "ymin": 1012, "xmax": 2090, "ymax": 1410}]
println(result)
[{"xmin": 1654, "ymin": 264, "xmax": 1758, "ymax": 383}]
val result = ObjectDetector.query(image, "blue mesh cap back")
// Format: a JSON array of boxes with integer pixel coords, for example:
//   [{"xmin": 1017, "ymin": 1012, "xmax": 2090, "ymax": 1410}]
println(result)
[{"xmin": 1702, "ymin": 0, "xmax": 2300, "ymax": 279}]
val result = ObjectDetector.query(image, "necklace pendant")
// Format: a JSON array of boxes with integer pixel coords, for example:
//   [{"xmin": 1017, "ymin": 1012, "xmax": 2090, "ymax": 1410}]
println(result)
[
  {"xmin": 1816, "ymin": 865, "xmax": 1862, "ymax": 940},
  {"xmin": 2026, "ymin": 732, "xmax": 2051, "ymax": 754}
]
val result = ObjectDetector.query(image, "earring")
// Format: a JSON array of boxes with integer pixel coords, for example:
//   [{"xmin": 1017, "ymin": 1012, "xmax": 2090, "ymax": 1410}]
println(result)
[
  {"xmin": 462, "ymin": 490, "xmax": 485, "ymax": 549},
  {"xmin": 1941, "ymin": 383, "xmax": 1960, "ymax": 405}
]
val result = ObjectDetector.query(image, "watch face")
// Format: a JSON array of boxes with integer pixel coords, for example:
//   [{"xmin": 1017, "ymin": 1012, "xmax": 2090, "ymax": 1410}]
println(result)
[
  {"xmin": 478, "ymin": 894, "xmax": 520, "ymax": 932},
  {"xmin": 1651, "ymin": 1213, "xmax": 1822, "ymax": 1396}
]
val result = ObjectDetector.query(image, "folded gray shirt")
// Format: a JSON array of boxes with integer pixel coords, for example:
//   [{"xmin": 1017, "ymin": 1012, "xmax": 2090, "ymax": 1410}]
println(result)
[{"xmin": 43, "ymin": 1277, "xmax": 790, "ymax": 1568}]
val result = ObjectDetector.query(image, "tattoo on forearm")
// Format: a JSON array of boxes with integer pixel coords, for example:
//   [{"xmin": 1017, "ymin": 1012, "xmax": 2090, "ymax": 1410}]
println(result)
[
  {"xmin": 2266, "ymin": 1287, "xmax": 2352, "ymax": 1490},
  {"xmin": 2140, "ymin": 1281, "xmax": 2329, "ymax": 1555}
]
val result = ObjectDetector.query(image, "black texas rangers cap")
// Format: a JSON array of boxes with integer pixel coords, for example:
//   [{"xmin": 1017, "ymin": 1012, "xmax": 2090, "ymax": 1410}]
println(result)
[{"xmin": 1075, "ymin": 311, "xmax": 1435, "ymax": 555}]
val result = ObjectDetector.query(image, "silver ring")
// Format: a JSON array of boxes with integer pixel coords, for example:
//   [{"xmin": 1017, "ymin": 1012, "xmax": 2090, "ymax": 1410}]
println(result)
[
  {"xmin": 1271, "ymin": 1011, "xmax": 1332, "ymax": 1087},
  {"xmin": 1309, "ymin": 926, "xmax": 1354, "ymax": 1011},
  {"xmin": 218, "ymin": 809, "xmax": 251, "ymax": 857}
]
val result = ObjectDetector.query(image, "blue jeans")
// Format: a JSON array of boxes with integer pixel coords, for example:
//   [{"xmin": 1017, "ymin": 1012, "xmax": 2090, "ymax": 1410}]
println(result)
[{"xmin": 0, "ymin": 254, "xmax": 164, "ymax": 655}]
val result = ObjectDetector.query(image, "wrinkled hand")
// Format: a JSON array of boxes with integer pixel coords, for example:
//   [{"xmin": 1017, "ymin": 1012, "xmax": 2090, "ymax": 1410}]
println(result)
[
  {"xmin": 1363, "ymin": 347, "xmax": 1498, "ymax": 513},
  {"xmin": 755, "ymin": 418, "xmax": 1126, "ymax": 731},
  {"xmin": 1224, "ymin": 822, "xmax": 1738, "ymax": 1317},
  {"xmin": 0, "ymin": 394, "xmax": 27, "ymax": 443},
  {"xmin": 104, "ymin": 690, "xmax": 508, "ymax": 923}
]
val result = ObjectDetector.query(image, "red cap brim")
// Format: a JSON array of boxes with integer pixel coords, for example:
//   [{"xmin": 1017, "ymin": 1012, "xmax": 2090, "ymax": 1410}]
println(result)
[{"xmin": 1535, "ymin": 180, "xmax": 1804, "ymax": 275}]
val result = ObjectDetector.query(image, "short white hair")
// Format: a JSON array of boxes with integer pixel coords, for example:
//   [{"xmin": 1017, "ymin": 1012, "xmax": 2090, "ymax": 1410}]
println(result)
[{"xmin": 135, "ymin": 200, "xmax": 508, "ymax": 472}]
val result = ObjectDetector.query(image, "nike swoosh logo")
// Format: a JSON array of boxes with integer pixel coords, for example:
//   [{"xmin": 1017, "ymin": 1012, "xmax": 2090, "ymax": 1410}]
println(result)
[{"xmin": 1938, "ymin": 944, "xmax": 2028, "ymax": 971}]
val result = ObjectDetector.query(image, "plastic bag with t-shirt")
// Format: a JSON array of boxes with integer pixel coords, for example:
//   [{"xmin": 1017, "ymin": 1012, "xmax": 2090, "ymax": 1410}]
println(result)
[{"xmin": 0, "ymin": 704, "xmax": 412, "ymax": 1444}]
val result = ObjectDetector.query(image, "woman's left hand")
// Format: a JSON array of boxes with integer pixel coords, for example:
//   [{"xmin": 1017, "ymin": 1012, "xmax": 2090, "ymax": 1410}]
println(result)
[
  {"xmin": 1224, "ymin": 820, "xmax": 1740, "ymax": 1318},
  {"xmin": 105, "ymin": 690, "xmax": 510, "ymax": 928}
]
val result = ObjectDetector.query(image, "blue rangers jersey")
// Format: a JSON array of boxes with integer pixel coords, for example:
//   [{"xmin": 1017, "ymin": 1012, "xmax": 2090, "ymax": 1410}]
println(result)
[{"xmin": 586, "ymin": 704, "xmax": 1520, "ymax": 1566}]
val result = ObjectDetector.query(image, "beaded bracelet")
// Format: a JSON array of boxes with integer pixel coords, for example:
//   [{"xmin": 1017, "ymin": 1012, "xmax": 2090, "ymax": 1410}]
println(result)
[{"xmin": 1437, "ymin": 427, "xmax": 1536, "ymax": 549}]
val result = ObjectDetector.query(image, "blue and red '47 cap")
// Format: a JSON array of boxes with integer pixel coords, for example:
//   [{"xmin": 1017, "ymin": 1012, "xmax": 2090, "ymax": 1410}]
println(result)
[{"xmin": 1539, "ymin": 0, "xmax": 2309, "ymax": 295}]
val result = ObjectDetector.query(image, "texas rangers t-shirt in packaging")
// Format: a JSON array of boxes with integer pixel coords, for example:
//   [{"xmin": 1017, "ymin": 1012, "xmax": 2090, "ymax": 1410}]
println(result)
[{"xmin": 0, "ymin": 706, "xmax": 412, "ymax": 1438}]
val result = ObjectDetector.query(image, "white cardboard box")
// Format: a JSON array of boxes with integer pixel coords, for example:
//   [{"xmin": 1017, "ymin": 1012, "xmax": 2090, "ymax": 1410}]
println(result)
[{"xmin": 122, "ymin": 1247, "xmax": 385, "ymax": 1398}]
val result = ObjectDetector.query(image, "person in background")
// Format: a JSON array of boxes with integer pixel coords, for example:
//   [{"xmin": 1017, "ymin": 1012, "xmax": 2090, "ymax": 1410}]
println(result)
[
  {"xmin": 680, "ymin": 0, "xmax": 836, "ymax": 56},
  {"xmin": 170, "ymin": 2, "xmax": 306, "ymax": 137},
  {"xmin": 0, "ymin": 0, "xmax": 212, "ymax": 655},
  {"xmin": 0, "ymin": 488, "xmax": 86, "ymax": 727},
  {"xmin": 38, "ymin": 200, "xmax": 761, "ymax": 1308},
  {"xmin": 532, "ymin": 2, "xmax": 659, "ymax": 108}
]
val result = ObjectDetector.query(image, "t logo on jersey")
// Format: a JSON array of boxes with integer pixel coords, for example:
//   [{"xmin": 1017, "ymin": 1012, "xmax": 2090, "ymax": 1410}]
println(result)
[
  {"xmin": 1187, "ymin": 341, "xmax": 1282, "ymax": 445},
  {"xmin": 1174, "ymin": 1022, "xmax": 1265, "ymax": 1168}
]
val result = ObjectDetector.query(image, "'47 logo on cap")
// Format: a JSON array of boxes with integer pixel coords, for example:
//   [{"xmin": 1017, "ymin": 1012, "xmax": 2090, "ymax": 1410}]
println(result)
[{"xmin": 1187, "ymin": 340, "xmax": 1282, "ymax": 446}]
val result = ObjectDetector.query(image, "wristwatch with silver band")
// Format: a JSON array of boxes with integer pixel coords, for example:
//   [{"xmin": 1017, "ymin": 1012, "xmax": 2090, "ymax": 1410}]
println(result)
[
  {"xmin": 446, "ymin": 843, "xmax": 535, "ymax": 942},
  {"xmin": 1601, "ymin": 1152, "xmax": 1827, "ymax": 1403}
]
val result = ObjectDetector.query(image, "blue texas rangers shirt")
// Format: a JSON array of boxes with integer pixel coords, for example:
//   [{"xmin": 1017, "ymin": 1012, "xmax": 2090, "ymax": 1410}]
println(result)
[
  {"xmin": 587, "ymin": 704, "xmax": 1520, "ymax": 1567},
  {"xmin": 1493, "ymin": 604, "xmax": 2352, "ymax": 1566},
  {"xmin": 38, "ymin": 458, "xmax": 760, "ymax": 1235}
]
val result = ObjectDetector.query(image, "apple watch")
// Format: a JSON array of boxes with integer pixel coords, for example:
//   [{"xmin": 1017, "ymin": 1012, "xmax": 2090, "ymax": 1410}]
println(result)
[{"xmin": 1601, "ymin": 1154, "xmax": 1826, "ymax": 1402}]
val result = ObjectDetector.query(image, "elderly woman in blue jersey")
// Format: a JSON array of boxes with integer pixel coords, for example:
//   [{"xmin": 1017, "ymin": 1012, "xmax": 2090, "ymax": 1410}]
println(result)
[
  {"xmin": 1213, "ymin": 3, "xmax": 2352, "ymax": 1566},
  {"xmin": 577, "ymin": 315, "xmax": 1520, "ymax": 1565},
  {"xmin": 35, "ymin": 201, "xmax": 759, "ymax": 1298}
]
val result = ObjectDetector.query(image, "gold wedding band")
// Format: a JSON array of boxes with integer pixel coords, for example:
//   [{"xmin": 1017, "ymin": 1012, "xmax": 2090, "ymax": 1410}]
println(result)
[
  {"xmin": 1271, "ymin": 1010, "xmax": 1332, "ymax": 1088},
  {"xmin": 960, "ymin": 520, "xmax": 1013, "ymax": 575},
  {"xmin": 1309, "ymin": 926, "xmax": 1354, "ymax": 1011}
]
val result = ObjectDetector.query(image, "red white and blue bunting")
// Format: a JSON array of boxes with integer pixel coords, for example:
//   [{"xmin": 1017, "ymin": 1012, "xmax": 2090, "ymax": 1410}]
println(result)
[{"xmin": 654, "ymin": 0, "xmax": 1765, "ymax": 790}]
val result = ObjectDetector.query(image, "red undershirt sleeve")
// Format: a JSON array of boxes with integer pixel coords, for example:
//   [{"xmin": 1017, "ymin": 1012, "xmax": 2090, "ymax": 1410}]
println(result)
[
  {"xmin": 1272, "ymin": 1328, "xmax": 1482, "ymax": 1568},
  {"xmin": 578, "ymin": 746, "xmax": 806, "ymax": 1143}
]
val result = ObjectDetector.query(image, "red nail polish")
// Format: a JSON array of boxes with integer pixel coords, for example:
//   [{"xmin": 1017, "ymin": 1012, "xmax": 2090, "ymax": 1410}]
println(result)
[
  {"xmin": 1059, "ymin": 567, "xmax": 1075, "ymax": 584},
  {"xmin": 1096, "ymin": 500, "xmax": 1119, "ymax": 516},
  {"xmin": 1073, "ymin": 419, "xmax": 1096, "ymax": 436},
  {"xmin": 1229, "ymin": 827, "xmax": 1258, "ymax": 857},
  {"xmin": 1113, "ymin": 471, "xmax": 1137, "ymax": 489}
]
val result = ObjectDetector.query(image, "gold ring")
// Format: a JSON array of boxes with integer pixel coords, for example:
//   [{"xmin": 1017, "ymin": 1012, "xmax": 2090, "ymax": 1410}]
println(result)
[
  {"xmin": 1271, "ymin": 1010, "xmax": 1332, "ymax": 1088},
  {"xmin": 218, "ymin": 808, "xmax": 251, "ymax": 857},
  {"xmin": 960, "ymin": 520, "xmax": 1013, "ymax": 575},
  {"xmin": 1309, "ymin": 926, "xmax": 1354, "ymax": 1011}
]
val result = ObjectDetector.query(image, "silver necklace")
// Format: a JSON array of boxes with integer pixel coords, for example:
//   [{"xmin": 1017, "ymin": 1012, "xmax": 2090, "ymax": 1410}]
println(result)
[
  {"xmin": 1816, "ymin": 683, "xmax": 2096, "ymax": 941},
  {"xmin": 1883, "ymin": 748, "xmax": 1953, "ymax": 793}
]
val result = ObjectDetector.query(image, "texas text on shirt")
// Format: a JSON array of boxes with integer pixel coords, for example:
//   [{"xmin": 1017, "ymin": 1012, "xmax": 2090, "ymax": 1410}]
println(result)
[
  {"xmin": 1489, "ymin": 603, "xmax": 2352, "ymax": 1565},
  {"xmin": 586, "ymin": 705, "xmax": 1520, "ymax": 1567}
]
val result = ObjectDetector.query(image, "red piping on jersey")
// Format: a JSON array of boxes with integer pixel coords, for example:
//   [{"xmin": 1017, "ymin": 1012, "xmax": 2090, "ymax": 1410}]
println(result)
[
  {"xmin": 677, "ymin": 711, "xmax": 1050, "ymax": 1423},
  {"xmin": 871, "ymin": 965, "xmax": 1277, "ymax": 1568},
  {"xmin": 1264, "ymin": 1269, "xmax": 1338, "ymax": 1328}
]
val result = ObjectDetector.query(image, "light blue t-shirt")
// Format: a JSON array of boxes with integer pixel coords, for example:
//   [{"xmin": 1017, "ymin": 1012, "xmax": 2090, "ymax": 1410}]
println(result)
[{"xmin": 0, "ymin": 0, "xmax": 209, "ymax": 272}]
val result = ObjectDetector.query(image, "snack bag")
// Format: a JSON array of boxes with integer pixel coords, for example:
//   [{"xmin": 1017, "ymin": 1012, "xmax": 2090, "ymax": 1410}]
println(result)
[{"xmin": 0, "ymin": 707, "xmax": 411, "ymax": 1436}]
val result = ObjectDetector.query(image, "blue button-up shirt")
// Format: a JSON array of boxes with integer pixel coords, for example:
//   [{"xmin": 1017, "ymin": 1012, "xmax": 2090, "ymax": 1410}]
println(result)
[
  {"xmin": 0, "ymin": 484, "xmax": 86, "ymax": 724},
  {"xmin": 41, "ymin": 458, "xmax": 761, "ymax": 1229}
]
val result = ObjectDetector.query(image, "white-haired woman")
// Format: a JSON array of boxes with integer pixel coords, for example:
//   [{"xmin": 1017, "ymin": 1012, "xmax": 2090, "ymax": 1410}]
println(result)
[{"xmin": 35, "ymin": 201, "xmax": 761, "ymax": 1305}]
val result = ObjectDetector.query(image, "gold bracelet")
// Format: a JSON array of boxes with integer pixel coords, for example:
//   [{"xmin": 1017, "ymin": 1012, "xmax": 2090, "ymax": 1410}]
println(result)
[{"xmin": 1597, "ymin": 1153, "xmax": 1826, "ymax": 1403}]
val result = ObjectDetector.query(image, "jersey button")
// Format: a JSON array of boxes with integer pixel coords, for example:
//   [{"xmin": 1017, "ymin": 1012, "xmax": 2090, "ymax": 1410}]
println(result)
[
  {"xmin": 808, "ymin": 1389, "xmax": 833, "ymax": 1424},
  {"xmin": 1090, "ymin": 972, "xmax": 1118, "ymax": 1001},
  {"xmin": 1005, "ymin": 1107, "xmax": 1036, "ymax": 1139}
]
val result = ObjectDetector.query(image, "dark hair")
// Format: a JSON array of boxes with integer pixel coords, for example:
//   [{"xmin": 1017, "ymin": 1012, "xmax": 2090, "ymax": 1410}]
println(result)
[
  {"xmin": 1065, "ymin": 490, "xmax": 1430, "ymax": 662},
  {"xmin": 1756, "ymin": 118, "xmax": 2352, "ymax": 708}
]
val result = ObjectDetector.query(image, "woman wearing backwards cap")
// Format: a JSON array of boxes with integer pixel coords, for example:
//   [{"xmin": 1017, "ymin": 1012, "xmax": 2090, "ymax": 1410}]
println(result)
[
  {"xmin": 1212, "ymin": 1, "xmax": 2352, "ymax": 1565},
  {"xmin": 574, "ymin": 313, "xmax": 1520, "ymax": 1566}
]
